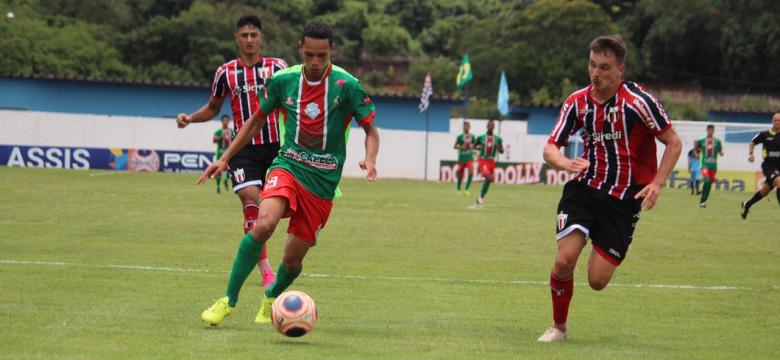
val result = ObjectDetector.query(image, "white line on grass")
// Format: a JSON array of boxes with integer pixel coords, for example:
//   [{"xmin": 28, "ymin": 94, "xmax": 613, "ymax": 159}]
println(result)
[
  {"xmin": 89, "ymin": 171, "xmax": 129, "ymax": 177},
  {"xmin": 1, "ymin": 259, "xmax": 775, "ymax": 292}
]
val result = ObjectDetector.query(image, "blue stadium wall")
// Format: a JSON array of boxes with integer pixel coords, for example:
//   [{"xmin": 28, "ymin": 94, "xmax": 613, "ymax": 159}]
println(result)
[{"xmin": 0, "ymin": 77, "xmax": 455, "ymax": 133}]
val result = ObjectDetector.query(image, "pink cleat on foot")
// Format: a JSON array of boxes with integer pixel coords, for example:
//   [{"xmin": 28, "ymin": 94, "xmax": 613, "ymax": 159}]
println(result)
[{"xmin": 261, "ymin": 267, "xmax": 276, "ymax": 288}]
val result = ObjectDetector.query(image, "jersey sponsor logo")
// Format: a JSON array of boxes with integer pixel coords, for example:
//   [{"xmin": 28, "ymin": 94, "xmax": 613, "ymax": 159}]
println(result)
[
  {"xmin": 557, "ymin": 212, "xmax": 568, "ymax": 231},
  {"xmin": 285, "ymin": 97, "xmax": 294, "ymax": 105},
  {"xmin": 578, "ymin": 108, "xmax": 593, "ymax": 115},
  {"xmin": 363, "ymin": 96, "xmax": 372, "ymax": 105},
  {"xmin": 232, "ymin": 83, "xmax": 263, "ymax": 96},
  {"xmin": 336, "ymin": 79, "xmax": 345, "ymax": 87},
  {"xmin": 767, "ymin": 151, "xmax": 780, "ymax": 158},
  {"xmin": 233, "ymin": 168, "xmax": 245, "ymax": 183},
  {"xmin": 304, "ymin": 102, "xmax": 321, "ymax": 119},
  {"xmin": 282, "ymin": 148, "xmax": 338, "ymax": 170},
  {"xmin": 632, "ymin": 98, "xmax": 655, "ymax": 129},
  {"xmin": 587, "ymin": 131, "xmax": 623, "ymax": 143}
]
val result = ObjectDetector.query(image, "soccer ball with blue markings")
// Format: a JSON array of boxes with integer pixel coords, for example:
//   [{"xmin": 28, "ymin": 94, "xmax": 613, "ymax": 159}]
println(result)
[{"xmin": 272, "ymin": 291, "xmax": 318, "ymax": 337}]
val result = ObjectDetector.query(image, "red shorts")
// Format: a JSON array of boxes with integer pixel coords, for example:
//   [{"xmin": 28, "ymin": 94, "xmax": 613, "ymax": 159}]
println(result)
[
  {"xmin": 478, "ymin": 159, "xmax": 496, "ymax": 176},
  {"xmin": 700, "ymin": 168, "xmax": 717, "ymax": 181},
  {"xmin": 456, "ymin": 161, "xmax": 474, "ymax": 173},
  {"xmin": 261, "ymin": 169, "xmax": 333, "ymax": 245}
]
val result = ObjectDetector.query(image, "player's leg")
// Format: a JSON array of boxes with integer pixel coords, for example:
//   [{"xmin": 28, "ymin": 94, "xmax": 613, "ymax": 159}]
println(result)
[
  {"xmin": 742, "ymin": 183, "xmax": 771, "ymax": 219},
  {"xmin": 540, "ymin": 182, "xmax": 593, "ymax": 342},
  {"xmin": 464, "ymin": 162, "xmax": 473, "ymax": 194},
  {"xmin": 455, "ymin": 163, "xmax": 464, "ymax": 192},
  {"xmin": 773, "ymin": 176, "xmax": 780, "ymax": 205},
  {"xmin": 201, "ymin": 196, "xmax": 286, "ymax": 325},
  {"xmin": 586, "ymin": 248, "xmax": 618, "ymax": 290},
  {"xmin": 699, "ymin": 168, "xmax": 713, "ymax": 206},
  {"xmin": 477, "ymin": 161, "xmax": 493, "ymax": 205}
]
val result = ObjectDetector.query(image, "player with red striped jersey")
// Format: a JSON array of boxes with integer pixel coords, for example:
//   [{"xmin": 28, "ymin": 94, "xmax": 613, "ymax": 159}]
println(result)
[
  {"xmin": 198, "ymin": 21, "xmax": 380, "ymax": 327},
  {"xmin": 176, "ymin": 15, "xmax": 286, "ymax": 288},
  {"xmin": 538, "ymin": 35, "xmax": 682, "ymax": 342}
]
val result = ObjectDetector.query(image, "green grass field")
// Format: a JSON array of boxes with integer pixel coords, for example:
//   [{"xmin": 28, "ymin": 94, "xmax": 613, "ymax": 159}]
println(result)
[{"xmin": 1, "ymin": 167, "xmax": 778, "ymax": 359}]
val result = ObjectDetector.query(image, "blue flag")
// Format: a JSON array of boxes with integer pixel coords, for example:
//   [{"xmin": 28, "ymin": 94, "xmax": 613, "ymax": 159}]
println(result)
[{"xmin": 497, "ymin": 71, "xmax": 509, "ymax": 117}]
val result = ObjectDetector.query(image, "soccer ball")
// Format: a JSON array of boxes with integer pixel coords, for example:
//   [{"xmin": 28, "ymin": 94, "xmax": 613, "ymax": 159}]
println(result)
[{"xmin": 271, "ymin": 291, "xmax": 318, "ymax": 337}]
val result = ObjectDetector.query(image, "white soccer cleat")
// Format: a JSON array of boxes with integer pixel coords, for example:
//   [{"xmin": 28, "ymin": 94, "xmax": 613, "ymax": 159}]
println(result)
[{"xmin": 537, "ymin": 326, "xmax": 567, "ymax": 343}]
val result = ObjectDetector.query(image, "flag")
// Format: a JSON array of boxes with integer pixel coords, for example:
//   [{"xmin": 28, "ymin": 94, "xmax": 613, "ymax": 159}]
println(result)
[
  {"xmin": 418, "ymin": 71, "xmax": 433, "ymax": 113},
  {"xmin": 497, "ymin": 71, "xmax": 509, "ymax": 117},
  {"xmin": 456, "ymin": 53, "xmax": 472, "ymax": 90}
]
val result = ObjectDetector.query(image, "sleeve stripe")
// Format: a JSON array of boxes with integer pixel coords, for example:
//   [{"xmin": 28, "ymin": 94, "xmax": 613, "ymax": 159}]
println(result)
[
  {"xmin": 549, "ymin": 99, "xmax": 577, "ymax": 145},
  {"xmin": 211, "ymin": 64, "xmax": 228, "ymax": 98},
  {"xmin": 357, "ymin": 110, "xmax": 376, "ymax": 126}
]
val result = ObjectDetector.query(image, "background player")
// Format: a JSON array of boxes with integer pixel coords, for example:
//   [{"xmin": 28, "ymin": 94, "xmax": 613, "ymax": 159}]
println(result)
[
  {"xmin": 453, "ymin": 121, "xmax": 475, "ymax": 196},
  {"xmin": 175, "ymin": 15, "xmax": 287, "ymax": 288},
  {"xmin": 213, "ymin": 115, "xmax": 234, "ymax": 194},
  {"xmin": 687, "ymin": 147, "xmax": 701, "ymax": 195},
  {"xmin": 694, "ymin": 124, "xmax": 724, "ymax": 208},
  {"xmin": 198, "ymin": 21, "xmax": 380, "ymax": 327},
  {"xmin": 473, "ymin": 119, "xmax": 503, "ymax": 207},
  {"xmin": 741, "ymin": 112, "xmax": 780, "ymax": 219},
  {"xmin": 539, "ymin": 35, "xmax": 681, "ymax": 342}
]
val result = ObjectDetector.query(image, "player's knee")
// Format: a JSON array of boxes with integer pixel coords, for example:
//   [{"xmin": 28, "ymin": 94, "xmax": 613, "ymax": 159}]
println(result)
[
  {"xmin": 282, "ymin": 256, "xmax": 303, "ymax": 273},
  {"xmin": 252, "ymin": 216, "xmax": 278, "ymax": 239},
  {"xmin": 553, "ymin": 255, "xmax": 577, "ymax": 276},
  {"xmin": 588, "ymin": 276, "xmax": 610, "ymax": 291}
]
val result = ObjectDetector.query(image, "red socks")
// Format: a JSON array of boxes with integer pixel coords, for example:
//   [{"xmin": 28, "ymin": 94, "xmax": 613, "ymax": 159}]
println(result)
[
  {"xmin": 243, "ymin": 204, "xmax": 267, "ymax": 261},
  {"xmin": 550, "ymin": 272, "xmax": 573, "ymax": 331}
]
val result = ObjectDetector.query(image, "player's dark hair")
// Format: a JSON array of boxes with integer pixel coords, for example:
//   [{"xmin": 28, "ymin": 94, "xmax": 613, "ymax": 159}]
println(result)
[
  {"xmin": 301, "ymin": 21, "xmax": 334, "ymax": 45},
  {"xmin": 221, "ymin": 114, "xmax": 229, "ymax": 120},
  {"xmin": 707, "ymin": 124, "xmax": 715, "ymax": 129},
  {"xmin": 237, "ymin": 15, "xmax": 262, "ymax": 31},
  {"xmin": 589, "ymin": 35, "xmax": 627, "ymax": 64}
]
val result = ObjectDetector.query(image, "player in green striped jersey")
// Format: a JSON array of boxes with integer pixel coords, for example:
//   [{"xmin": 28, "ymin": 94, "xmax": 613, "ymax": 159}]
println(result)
[
  {"xmin": 694, "ymin": 124, "xmax": 724, "ymax": 208},
  {"xmin": 213, "ymin": 115, "xmax": 234, "ymax": 193},
  {"xmin": 198, "ymin": 21, "xmax": 380, "ymax": 326}
]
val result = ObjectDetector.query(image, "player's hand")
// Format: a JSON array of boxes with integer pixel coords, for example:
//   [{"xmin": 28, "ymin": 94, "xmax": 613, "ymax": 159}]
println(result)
[
  {"xmin": 359, "ymin": 159, "xmax": 377, "ymax": 182},
  {"xmin": 176, "ymin": 113, "xmax": 191, "ymax": 128},
  {"xmin": 565, "ymin": 158, "xmax": 590, "ymax": 173},
  {"xmin": 635, "ymin": 183, "xmax": 661, "ymax": 211},
  {"xmin": 748, "ymin": 154, "xmax": 755, "ymax": 163},
  {"xmin": 197, "ymin": 159, "xmax": 229, "ymax": 185}
]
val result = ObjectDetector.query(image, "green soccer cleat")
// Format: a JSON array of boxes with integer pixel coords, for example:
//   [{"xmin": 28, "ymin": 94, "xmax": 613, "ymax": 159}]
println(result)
[
  {"xmin": 463, "ymin": 190, "xmax": 471, "ymax": 196},
  {"xmin": 255, "ymin": 294, "xmax": 275, "ymax": 324},
  {"xmin": 201, "ymin": 296, "xmax": 234, "ymax": 326}
]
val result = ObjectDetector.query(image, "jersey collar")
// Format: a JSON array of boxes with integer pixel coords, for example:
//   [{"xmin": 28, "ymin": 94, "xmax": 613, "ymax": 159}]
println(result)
[
  {"xmin": 236, "ymin": 54, "xmax": 263, "ymax": 68},
  {"xmin": 302, "ymin": 63, "xmax": 333, "ymax": 85}
]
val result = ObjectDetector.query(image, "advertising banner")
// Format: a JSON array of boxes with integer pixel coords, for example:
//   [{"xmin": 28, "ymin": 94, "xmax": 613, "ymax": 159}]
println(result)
[
  {"xmin": 1, "ymin": 145, "xmax": 213, "ymax": 173},
  {"xmin": 440, "ymin": 160, "xmax": 757, "ymax": 191}
]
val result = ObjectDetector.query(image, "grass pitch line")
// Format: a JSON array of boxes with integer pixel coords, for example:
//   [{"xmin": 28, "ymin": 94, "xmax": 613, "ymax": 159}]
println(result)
[{"xmin": 1, "ymin": 259, "xmax": 774, "ymax": 292}]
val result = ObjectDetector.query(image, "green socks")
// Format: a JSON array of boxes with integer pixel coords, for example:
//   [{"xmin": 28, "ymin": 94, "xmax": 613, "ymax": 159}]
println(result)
[
  {"xmin": 265, "ymin": 262, "xmax": 302, "ymax": 298},
  {"xmin": 480, "ymin": 180, "xmax": 491, "ymax": 198},
  {"xmin": 457, "ymin": 176, "xmax": 462, "ymax": 191},
  {"xmin": 700, "ymin": 179, "xmax": 712, "ymax": 204},
  {"xmin": 225, "ymin": 233, "xmax": 265, "ymax": 306},
  {"xmin": 465, "ymin": 174, "xmax": 473, "ymax": 191}
]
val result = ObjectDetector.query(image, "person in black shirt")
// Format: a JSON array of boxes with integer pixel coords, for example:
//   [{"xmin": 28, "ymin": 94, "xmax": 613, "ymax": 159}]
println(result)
[{"xmin": 741, "ymin": 113, "xmax": 780, "ymax": 219}]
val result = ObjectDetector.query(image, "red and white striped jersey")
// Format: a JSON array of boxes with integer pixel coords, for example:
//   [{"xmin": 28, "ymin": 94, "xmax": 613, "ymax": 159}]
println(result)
[
  {"xmin": 211, "ymin": 56, "xmax": 288, "ymax": 145},
  {"xmin": 548, "ymin": 81, "xmax": 672, "ymax": 200}
]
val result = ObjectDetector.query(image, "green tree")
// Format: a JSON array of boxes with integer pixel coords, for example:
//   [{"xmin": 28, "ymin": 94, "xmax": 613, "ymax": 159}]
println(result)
[{"xmin": 0, "ymin": 17, "xmax": 131, "ymax": 78}]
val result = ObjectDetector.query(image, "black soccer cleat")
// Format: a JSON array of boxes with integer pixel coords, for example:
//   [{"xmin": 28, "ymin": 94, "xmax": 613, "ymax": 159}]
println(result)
[{"xmin": 740, "ymin": 201, "xmax": 749, "ymax": 220}]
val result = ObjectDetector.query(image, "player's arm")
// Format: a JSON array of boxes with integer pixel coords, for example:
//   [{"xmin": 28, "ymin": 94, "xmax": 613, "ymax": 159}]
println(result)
[
  {"xmin": 178, "ymin": 97, "xmax": 225, "ymax": 128},
  {"xmin": 748, "ymin": 142, "xmax": 756, "ymax": 162},
  {"xmin": 634, "ymin": 127, "xmax": 682, "ymax": 210},
  {"xmin": 544, "ymin": 98, "xmax": 587, "ymax": 172},
  {"xmin": 359, "ymin": 121, "xmax": 380, "ymax": 181},
  {"xmin": 498, "ymin": 140, "xmax": 505, "ymax": 154},
  {"xmin": 454, "ymin": 138, "xmax": 461, "ymax": 150}
]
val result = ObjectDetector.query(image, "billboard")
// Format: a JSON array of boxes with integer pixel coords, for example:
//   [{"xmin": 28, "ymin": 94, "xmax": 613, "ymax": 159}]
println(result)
[
  {"xmin": 439, "ymin": 160, "xmax": 758, "ymax": 191},
  {"xmin": 1, "ymin": 145, "xmax": 213, "ymax": 173}
]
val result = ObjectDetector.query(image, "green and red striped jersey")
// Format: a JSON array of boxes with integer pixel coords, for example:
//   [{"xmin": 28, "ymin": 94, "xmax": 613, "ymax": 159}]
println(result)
[
  {"xmin": 257, "ymin": 63, "xmax": 376, "ymax": 199},
  {"xmin": 476, "ymin": 133, "xmax": 503, "ymax": 160}
]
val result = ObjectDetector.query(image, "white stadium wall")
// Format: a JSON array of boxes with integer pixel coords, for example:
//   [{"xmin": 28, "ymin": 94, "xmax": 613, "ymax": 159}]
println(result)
[{"xmin": 0, "ymin": 110, "xmax": 768, "ymax": 179}]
